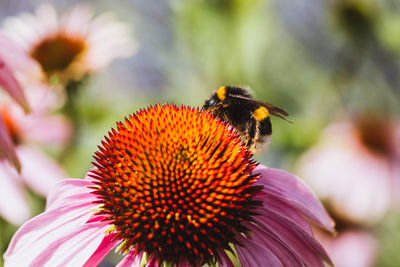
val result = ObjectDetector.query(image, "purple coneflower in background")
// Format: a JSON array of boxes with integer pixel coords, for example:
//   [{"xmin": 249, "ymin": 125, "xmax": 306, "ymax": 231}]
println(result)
[
  {"xmin": 4, "ymin": 104, "xmax": 334, "ymax": 266},
  {"xmin": 2, "ymin": 4, "xmax": 137, "ymax": 85},
  {"xmin": 296, "ymin": 114, "xmax": 400, "ymax": 267}
]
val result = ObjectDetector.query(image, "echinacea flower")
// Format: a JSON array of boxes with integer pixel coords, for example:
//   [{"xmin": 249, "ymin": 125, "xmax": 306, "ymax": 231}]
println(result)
[
  {"xmin": 3, "ymin": 4, "xmax": 137, "ymax": 85},
  {"xmin": 296, "ymin": 115, "xmax": 400, "ymax": 226},
  {"xmin": 0, "ymin": 100, "xmax": 71, "ymax": 225},
  {"xmin": 4, "ymin": 104, "xmax": 334, "ymax": 266}
]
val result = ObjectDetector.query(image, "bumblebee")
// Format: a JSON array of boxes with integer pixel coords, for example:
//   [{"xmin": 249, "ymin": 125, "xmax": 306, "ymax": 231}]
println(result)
[{"xmin": 202, "ymin": 86, "xmax": 290, "ymax": 154}]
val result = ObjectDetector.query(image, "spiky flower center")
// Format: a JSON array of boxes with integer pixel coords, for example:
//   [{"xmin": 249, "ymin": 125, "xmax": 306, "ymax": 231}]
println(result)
[
  {"xmin": 30, "ymin": 34, "xmax": 85, "ymax": 73},
  {"xmin": 90, "ymin": 104, "xmax": 261, "ymax": 265}
]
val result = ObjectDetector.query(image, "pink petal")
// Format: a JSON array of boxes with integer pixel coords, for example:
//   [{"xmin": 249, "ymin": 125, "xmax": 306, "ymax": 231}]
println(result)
[
  {"xmin": 117, "ymin": 249, "xmax": 143, "ymax": 267},
  {"xmin": 235, "ymin": 234, "xmax": 283, "ymax": 267},
  {"xmin": 5, "ymin": 198, "xmax": 95, "ymax": 257},
  {"xmin": 177, "ymin": 259, "xmax": 190, "ymax": 267},
  {"xmin": 254, "ymin": 207, "xmax": 331, "ymax": 267},
  {"xmin": 254, "ymin": 165, "xmax": 335, "ymax": 231},
  {"xmin": 0, "ymin": 56, "xmax": 29, "ymax": 112},
  {"xmin": 257, "ymin": 194, "xmax": 313, "ymax": 235},
  {"xmin": 17, "ymin": 146, "xmax": 67, "ymax": 196},
  {"xmin": 147, "ymin": 256, "xmax": 159, "ymax": 267},
  {"xmin": 0, "ymin": 117, "xmax": 20, "ymax": 171},
  {"xmin": 83, "ymin": 233, "xmax": 120, "ymax": 267},
  {"xmin": 0, "ymin": 160, "xmax": 30, "ymax": 224},
  {"xmin": 46, "ymin": 179, "xmax": 96, "ymax": 210},
  {"xmin": 0, "ymin": 31, "xmax": 42, "ymax": 80},
  {"xmin": 4, "ymin": 101, "xmax": 70, "ymax": 146},
  {"xmin": 23, "ymin": 82, "xmax": 66, "ymax": 114},
  {"xmin": 31, "ymin": 222, "xmax": 110, "ymax": 266},
  {"xmin": 245, "ymin": 222, "xmax": 304, "ymax": 266},
  {"xmin": 19, "ymin": 114, "xmax": 72, "ymax": 147},
  {"xmin": 217, "ymin": 251, "xmax": 235, "ymax": 267},
  {"xmin": 4, "ymin": 179, "xmax": 109, "ymax": 266}
]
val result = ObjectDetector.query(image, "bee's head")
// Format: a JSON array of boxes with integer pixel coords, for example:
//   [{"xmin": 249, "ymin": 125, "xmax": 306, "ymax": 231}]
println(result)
[
  {"xmin": 203, "ymin": 96, "xmax": 219, "ymax": 109},
  {"xmin": 202, "ymin": 86, "xmax": 227, "ymax": 110}
]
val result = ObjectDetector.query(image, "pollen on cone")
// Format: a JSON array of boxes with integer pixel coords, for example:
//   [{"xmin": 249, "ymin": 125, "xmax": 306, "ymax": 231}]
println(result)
[{"xmin": 89, "ymin": 103, "xmax": 261, "ymax": 265}]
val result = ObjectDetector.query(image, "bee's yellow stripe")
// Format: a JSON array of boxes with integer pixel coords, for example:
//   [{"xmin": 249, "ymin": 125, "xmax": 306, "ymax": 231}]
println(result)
[
  {"xmin": 253, "ymin": 106, "xmax": 269, "ymax": 121},
  {"xmin": 216, "ymin": 86, "xmax": 226, "ymax": 101}
]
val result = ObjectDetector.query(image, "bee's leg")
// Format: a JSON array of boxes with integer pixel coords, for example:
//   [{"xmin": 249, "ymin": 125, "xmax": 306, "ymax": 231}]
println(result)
[{"xmin": 246, "ymin": 118, "xmax": 257, "ymax": 148}]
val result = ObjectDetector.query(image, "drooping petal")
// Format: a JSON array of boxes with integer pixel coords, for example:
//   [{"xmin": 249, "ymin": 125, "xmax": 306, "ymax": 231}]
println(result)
[
  {"xmin": 147, "ymin": 256, "xmax": 160, "ymax": 267},
  {"xmin": 4, "ymin": 179, "xmax": 112, "ymax": 266},
  {"xmin": 117, "ymin": 249, "xmax": 143, "ymax": 267},
  {"xmin": 245, "ymin": 222, "xmax": 304, "ymax": 266},
  {"xmin": 257, "ymin": 195, "xmax": 313, "ymax": 235},
  {"xmin": 235, "ymin": 234, "xmax": 283, "ymax": 267},
  {"xmin": 217, "ymin": 251, "xmax": 235, "ymax": 267},
  {"xmin": 83, "ymin": 233, "xmax": 120, "ymax": 267},
  {"xmin": 253, "ymin": 207, "xmax": 332, "ymax": 267},
  {"xmin": 0, "ymin": 160, "xmax": 30, "ymax": 224},
  {"xmin": 0, "ymin": 117, "xmax": 20, "ymax": 171},
  {"xmin": 17, "ymin": 146, "xmax": 67, "ymax": 196},
  {"xmin": 0, "ymin": 55, "xmax": 29, "ymax": 112},
  {"xmin": 254, "ymin": 165, "xmax": 335, "ymax": 231}
]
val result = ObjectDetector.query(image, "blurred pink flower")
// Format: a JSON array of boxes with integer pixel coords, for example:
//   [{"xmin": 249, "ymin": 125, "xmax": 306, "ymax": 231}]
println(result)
[
  {"xmin": 296, "ymin": 117, "xmax": 400, "ymax": 226},
  {"xmin": 296, "ymin": 115, "xmax": 400, "ymax": 266},
  {"xmin": 0, "ymin": 101, "xmax": 71, "ymax": 225},
  {"xmin": 314, "ymin": 228, "xmax": 378, "ymax": 267},
  {"xmin": 4, "ymin": 105, "xmax": 334, "ymax": 266},
  {"xmin": 2, "ymin": 4, "xmax": 137, "ymax": 84}
]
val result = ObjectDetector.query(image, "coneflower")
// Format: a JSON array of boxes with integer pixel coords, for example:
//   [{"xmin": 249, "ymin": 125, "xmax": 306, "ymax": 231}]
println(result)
[
  {"xmin": 4, "ymin": 104, "xmax": 334, "ymax": 266},
  {"xmin": 3, "ymin": 4, "xmax": 137, "ymax": 85}
]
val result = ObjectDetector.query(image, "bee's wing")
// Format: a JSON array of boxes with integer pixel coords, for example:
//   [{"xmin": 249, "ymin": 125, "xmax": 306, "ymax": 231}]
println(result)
[
  {"xmin": 262, "ymin": 102, "xmax": 292, "ymax": 123},
  {"xmin": 228, "ymin": 94, "xmax": 292, "ymax": 123}
]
